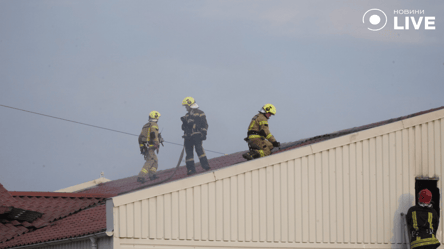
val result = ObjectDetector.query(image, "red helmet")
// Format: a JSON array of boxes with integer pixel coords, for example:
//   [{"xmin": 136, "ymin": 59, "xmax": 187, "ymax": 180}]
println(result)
[{"xmin": 419, "ymin": 189, "xmax": 432, "ymax": 204}]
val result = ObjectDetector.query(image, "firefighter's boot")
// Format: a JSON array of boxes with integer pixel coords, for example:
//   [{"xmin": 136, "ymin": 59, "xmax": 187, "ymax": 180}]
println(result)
[
  {"xmin": 137, "ymin": 177, "xmax": 146, "ymax": 184},
  {"xmin": 186, "ymin": 160, "xmax": 197, "ymax": 175},
  {"xmin": 199, "ymin": 156, "xmax": 211, "ymax": 171},
  {"xmin": 149, "ymin": 174, "xmax": 158, "ymax": 181},
  {"xmin": 242, "ymin": 150, "xmax": 261, "ymax": 161}
]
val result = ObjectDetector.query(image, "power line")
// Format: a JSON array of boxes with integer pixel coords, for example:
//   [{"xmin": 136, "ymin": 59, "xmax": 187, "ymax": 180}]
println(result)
[{"xmin": 0, "ymin": 104, "xmax": 226, "ymax": 155}]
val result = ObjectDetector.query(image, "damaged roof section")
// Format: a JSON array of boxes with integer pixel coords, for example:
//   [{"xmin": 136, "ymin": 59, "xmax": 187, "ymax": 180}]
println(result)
[
  {"xmin": 0, "ymin": 183, "xmax": 112, "ymax": 248},
  {"xmin": 0, "ymin": 205, "xmax": 107, "ymax": 249}
]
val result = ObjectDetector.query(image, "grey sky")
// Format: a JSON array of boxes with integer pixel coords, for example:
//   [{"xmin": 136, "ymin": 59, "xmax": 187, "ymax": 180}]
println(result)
[{"xmin": 1, "ymin": 0, "xmax": 443, "ymax": 191}]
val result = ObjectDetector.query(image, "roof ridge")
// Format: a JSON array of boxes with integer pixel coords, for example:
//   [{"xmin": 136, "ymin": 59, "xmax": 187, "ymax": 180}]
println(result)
[
  {"xmin": 9, "ymin": 192, "xmax": 114, "ymax": 198},
  {"xmin": 276, "ymin": 106, "xmax": 444, "ymax": 153},
  {"xmin": 49, "ymin": 201, "xmax": 106, "ymax": 223}
]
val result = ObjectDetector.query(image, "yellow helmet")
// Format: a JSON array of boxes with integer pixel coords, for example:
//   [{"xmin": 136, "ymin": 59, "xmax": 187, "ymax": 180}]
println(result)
[
  {"xmin": 262, "ymin": 103, "xmax": 276, "ymax": 115},
  {"xmin": 182, "ymin": 97, "xmax": 195, "ymax": 106},
  {"xmin": 149, "ymin": 110, "xmax": 161, "ymax": 119}
]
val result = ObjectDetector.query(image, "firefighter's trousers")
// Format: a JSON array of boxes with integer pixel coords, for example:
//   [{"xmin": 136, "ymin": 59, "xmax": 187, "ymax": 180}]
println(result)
[
  {"xmin": 411, "ymin": 244, "xmax": 440, "ymax": 249},
  {"xmin": 248, "ymin": 137, "xmax": 273, "ymax": 157},
  {"xmin": 185, "ymin": 136, "xmax": 210, "ymax": 171},
  {"xmin": 138, "ymin": 148, "xmax": 158, "ymax": 178}
]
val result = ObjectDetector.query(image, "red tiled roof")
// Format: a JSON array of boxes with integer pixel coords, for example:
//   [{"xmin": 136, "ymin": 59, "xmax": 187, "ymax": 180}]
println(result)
[
  {"xmin": 0, "ymin": 205, "xmax": 106, "ymax": 249},
  {"xmin": 0, "ymin": 184, "xmax": 112, "ymax": 248},
  {"xmin": 79, "ymin": 106, "xmax": 444, "ymax": 196}
]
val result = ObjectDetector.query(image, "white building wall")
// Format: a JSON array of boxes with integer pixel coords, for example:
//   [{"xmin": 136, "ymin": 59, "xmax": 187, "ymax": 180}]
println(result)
[{"xmin": 112, "ymin": 109, "xmax": 444, "ymax": 249}]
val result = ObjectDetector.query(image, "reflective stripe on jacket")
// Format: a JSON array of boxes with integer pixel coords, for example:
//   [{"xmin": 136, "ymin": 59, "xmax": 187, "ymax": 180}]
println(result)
[
  {"xmin": 181, "ymin": 108, "xmax": 208, "ymax": 137},
  {"xmin": 406, "ymin": 205, "xmax": 441, "ymax": 249},
  {"xmin": 138, "ymin": 121, "xmax": 159, "ymax": 147},
  {"xmin": 247, "ymin": 113, "xmax": 276, "ymax": 143}
]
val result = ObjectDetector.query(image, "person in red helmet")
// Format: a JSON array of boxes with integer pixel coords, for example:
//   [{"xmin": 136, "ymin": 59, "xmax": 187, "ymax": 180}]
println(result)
[{"xmin": 406, "ymin": 189, "xmax": 441, "ymax": 249}]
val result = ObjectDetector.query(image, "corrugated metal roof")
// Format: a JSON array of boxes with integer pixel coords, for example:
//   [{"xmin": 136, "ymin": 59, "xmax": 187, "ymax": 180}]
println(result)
[
  {"xmin": 275, "ymin": 106, "xmax": 444, "ymax": 154},
  {"xmin": 79, "ymin": 106, "xmax": 444, "ymax": 196},
  {"xmin": 78, "ymin": 150, "xmax": 247, "ymax": 196}
]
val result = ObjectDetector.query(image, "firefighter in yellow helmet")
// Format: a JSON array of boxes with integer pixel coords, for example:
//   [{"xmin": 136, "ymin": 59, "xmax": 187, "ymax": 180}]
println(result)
[
  {"xmin": 137, "ymin": 111, "xmax": 161, "ymax": 183},
  {"xmin": 181, "ymin": 97, "xmax": 210, "ymax": 175},
  {"xmin": 242, "ymin": 104, "xmax": 280, "ymax": 160}
]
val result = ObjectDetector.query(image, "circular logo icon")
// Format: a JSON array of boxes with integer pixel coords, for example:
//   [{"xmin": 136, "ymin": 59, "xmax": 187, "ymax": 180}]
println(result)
[{"xmin": 362, "ymin": 9, "xmax": 387, "ymax": 31}]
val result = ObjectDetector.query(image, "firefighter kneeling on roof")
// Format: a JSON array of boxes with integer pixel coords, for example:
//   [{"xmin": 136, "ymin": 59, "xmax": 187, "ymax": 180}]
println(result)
[
  {"xmin": 406, "ymin": 189, "xmax": 441, "ymax": 249},
  {"xmin": 137, "ymin": 111, "xmax": 161, "ymax": 183},
  {"xmin": 243, "ymin": 104, "xmax": 280, "ymax": 160}
]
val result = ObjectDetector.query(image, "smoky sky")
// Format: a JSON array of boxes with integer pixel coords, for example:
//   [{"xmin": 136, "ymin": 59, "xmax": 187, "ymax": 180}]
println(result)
[{"xmin": 1, "ymin": 0, "xmax": 443, "ymax": 191}]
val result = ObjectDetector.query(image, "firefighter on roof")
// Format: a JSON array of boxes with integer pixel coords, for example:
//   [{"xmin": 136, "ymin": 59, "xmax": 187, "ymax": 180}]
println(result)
[
  {"xmin": 137, "ymin": 111, "xmax": 161, "ymax": 183},
  {"xmin": 242, "ymin": 103, "xmax": 280, "ymax": 160},
  {"xmin": 181, "ymin": 97, "xmax": 210, "ymax": 175},
  {"xmin": 406, "ymin": 189, "xmax": 441, "ymax": 249}
]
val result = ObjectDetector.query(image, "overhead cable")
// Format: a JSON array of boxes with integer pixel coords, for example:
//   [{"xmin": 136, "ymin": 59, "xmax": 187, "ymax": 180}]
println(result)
[{"xmin": 0, "ymin": 104, "xmax": 226, "ymax": 155}]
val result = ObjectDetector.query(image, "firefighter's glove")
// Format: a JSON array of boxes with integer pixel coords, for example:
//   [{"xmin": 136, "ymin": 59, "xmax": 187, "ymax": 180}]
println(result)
[
  {"xmin": 201, "ymin": 130, "xmax": 207, "ymax": 140},
  {"xmin": 180, "ymin": 116, "xmax": 186, "ymax": 123},
  {"xmin": 155, "ymin": 143, "xmax": 161, "ymax": 154},
  {"xmin": 272, "ymin": 141, "xmax": 281, "ymax": 148},
  {"xmin": 140, "ymin": 145, "xmax": 147, "ymax": 154}
]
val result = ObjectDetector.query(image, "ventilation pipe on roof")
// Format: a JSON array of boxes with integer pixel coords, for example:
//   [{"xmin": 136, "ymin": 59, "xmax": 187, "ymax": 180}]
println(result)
[
  {"xmin": 89, "ymin": 237, "xmax": 97, "ymax": 249},
  {"xmin": 106, "ymin": 198, "xmax": 114, "ymax": 236}
]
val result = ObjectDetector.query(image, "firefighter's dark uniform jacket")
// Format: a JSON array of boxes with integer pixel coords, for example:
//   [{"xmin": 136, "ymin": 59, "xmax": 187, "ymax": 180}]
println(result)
[
  {"xmin": 181, "ymin": 108, "xmax": 208, "ymax": 139},
  {"xmin": 181, "ymin": 108, "xmax": 210, "ymax": 172},
  {"xmin": 138, "ymin": 121, "xmax": 159, "ymax": 178},
  {"xmin": 246, "ymin": 113, "xmax": 276, "ymax": 157},
  {"xmin": 406, "ymin": 205, "xmax": 441, "ymax": 249}
]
